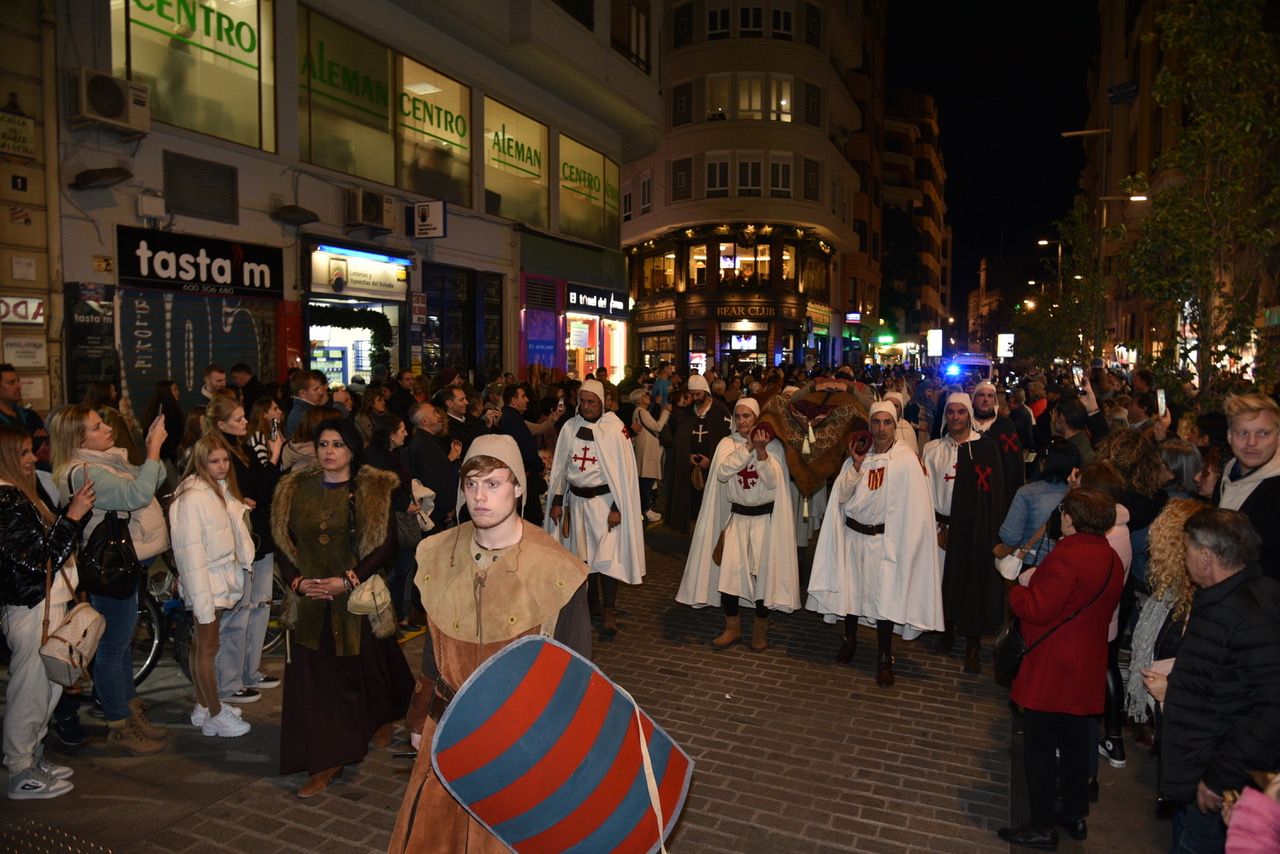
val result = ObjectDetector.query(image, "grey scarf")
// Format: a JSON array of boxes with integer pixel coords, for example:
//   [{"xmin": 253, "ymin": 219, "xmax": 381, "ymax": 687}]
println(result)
[{"xmin": 1124, "ymin": 591, "xmax": 1172, "ymax": 723}]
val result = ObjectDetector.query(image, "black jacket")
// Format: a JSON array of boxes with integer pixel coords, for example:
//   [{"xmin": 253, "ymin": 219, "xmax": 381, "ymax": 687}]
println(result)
[
  {"xmin": 227, "ymin": 441, "xmax": 280, "ymax": 555},
  {"xmin": 0, "ymin": 486, "xmax": 82, "ymax": 608},
  {"xmin": 406, "ymin": 430, "xmax": 457, "ymax": 529},
  {"xmin": 1161, "ymin": 565, "xmax": 1280, "ymax": 802},
  {"xmin": 497, "ymin": 406, "xmax": 544, "ymax": 478}
]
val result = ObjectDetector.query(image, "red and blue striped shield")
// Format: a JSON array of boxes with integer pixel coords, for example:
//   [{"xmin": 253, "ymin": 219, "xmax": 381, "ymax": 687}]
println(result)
[{"xmin": 431, "ymin": 636, "xmax": 693, "ymax": 854}]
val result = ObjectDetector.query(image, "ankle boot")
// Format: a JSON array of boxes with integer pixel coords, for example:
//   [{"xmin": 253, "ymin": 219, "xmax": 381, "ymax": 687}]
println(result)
[
  {"xmin": 127, "ymin": 697, "xmax": 168, "ymax": 741},
  {"xmin": 599, "ymin": 607, "xmax": 619, "ymax": 641},
  {"xmin": 934, "ymin": 628, "xmax": 955, "ymax": 656},
  {"xmin": 964, "ymin": 638, "xmax": 982, "ymax": 674},
  {"xmin": 106, "ymin": 717, "xmax": 166, "ymax": 756},
  {"xmin": 750, "ymin": 617, "xmax": 770, "ymax": 652},
  {"xmin": 711, "ymin": 615, "xmax": 742, "ymax": 650},
  {"xmin": 876, "ymin": 653, "xmax": 896, "ymax": 687},
  {"xmin": 835, "ymin": 624, "xmax": 857, "ymax": 664},
  {"xmin": 297, "ymin": 765, "xmax": 342, "ymax": 798}
]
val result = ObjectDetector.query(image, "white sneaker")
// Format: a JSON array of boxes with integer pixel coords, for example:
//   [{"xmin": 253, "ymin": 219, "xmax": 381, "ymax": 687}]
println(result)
[
  {"xmin": 644, "ymin": 510, "xmax": 662, "ymax": 522},
  {"xmin": 37, "ymin": 759, "xmax": 73, "ymax": 781},
  {"xmin": 8, "ymin": 766, "xmax": 73, "ymax": 800},
  {"xmin": 192, "ymin": 704, "xmax": 241, "ymax": 727},
  {"xmin": 201, "ymin": 707, "xmax": 251, "ymax": 738}
]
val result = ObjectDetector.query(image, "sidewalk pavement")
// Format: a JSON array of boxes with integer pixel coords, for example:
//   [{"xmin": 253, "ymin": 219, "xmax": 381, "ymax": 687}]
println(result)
[{"xmin": 1, "ymin": 525, "xmax": 1171, "ymax": 852}]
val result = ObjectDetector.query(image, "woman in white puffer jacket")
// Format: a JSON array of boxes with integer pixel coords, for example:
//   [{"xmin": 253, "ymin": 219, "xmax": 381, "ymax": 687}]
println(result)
[{"xmin": 169, "ymin": 436, "xmax": 255, "ymax": 738}]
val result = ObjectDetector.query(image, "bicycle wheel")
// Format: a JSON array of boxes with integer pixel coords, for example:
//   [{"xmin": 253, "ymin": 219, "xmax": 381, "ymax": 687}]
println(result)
[
  {"xmin": 170, "ymin": 606, "xmax": 193, "ymax": 682},
  {"xmin": 262, "ymin": 569, "xmax": 286, "ymax": 656},
  {"xmin": 132, "ymin": 593, "xmax": 165, "ymax": 686}
]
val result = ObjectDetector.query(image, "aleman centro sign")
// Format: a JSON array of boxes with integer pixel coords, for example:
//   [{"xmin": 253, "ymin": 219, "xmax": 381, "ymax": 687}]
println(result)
[{"xmin": 116, "ymin": 226, "xmax": 284, "ymax": 299}]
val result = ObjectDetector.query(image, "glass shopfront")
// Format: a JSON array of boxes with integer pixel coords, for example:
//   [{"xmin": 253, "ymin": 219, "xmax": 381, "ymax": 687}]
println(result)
[
  {"xmin": 305, "ymin": 242, "xmax": 412, "ymax": 383},
  {"xmin": 565, "ymin": 283, "xmax": 628, "ymax": 382}
]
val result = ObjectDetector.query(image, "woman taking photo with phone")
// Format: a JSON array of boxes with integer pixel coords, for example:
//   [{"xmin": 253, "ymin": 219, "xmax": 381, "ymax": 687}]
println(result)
[
  {"xmin": 0, "ymin": 424, "xmax": 95, "ymax": 799},
  {"xmin": 169, "ymin": 436, "xmax": 255, "ymax": 737},
  {"xmin": 49, "ymin": 404, "xmax": 169, "ymax": 756},
  {"xmin": 206, "ymin": 397, "xmax": 284, "ymax": 704}
]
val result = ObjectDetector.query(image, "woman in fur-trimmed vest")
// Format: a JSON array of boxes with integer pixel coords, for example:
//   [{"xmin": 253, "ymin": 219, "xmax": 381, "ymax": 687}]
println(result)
[{"xmin": 271, "ymin": 418, "xmax": 414, "ymax": 798}]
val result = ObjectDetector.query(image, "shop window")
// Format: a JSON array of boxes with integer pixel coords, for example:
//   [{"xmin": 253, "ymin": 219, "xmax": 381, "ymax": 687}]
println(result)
[
  {"xmin": 771, "ymin": 7, "xmax": 793, "ymax": 39},
  {"xmin": 737, "ymin": 159, "xmax": 762, "ymax": 196},
  {"xmin": 718, "ymin": 242, "xmax": 741, "ymax": 285},
  {"xmin": 769, "ymin": 76, "xmax": 793, "ymax": 122},
  {"xmin": 688, "ymin": 243, "xmax": 709, "ymax": 286},
  {"xmin": 298, "ymin": 8, "xmax": 394, "ymax": 184},
  {"xmin": 770, "ymin": 159, "xmax": 792, "ymax": 197},
  {"xmin": 739, "ymin": 6, "xmax": 763, "ymax": 36},
  {"xmin": 738, "ymin": 243, "xmax": 771, "ymax": 284},
  {"xmin": 672, "ymin": 81, "xmax": 693, "ymax": 126},
  {"xmin": 738, "ymin": 75, "xmax": 764, "ymax": 120},
  {"xmin": 708, "ymin": 6, "xmax": 730, "ymax": 39},
  {"xmin": 398, "ymin": 57, "xmax": 472, "ymax": 206},
  {"xmin": 706, "ymin": 74, "xmax": 731, "ymax": 121},
  {"xmin": 803, "ymin": 158, "xmax": 820, "ymax": 201},
  {"xmin": 673, "ymin": 3, "xmax": 694, "ymax": 47},
  {"xmin": 112, "ymin": 0, "xmax": 276, "ymax": 150},
  {"xmin": 604, "ymin": 158, "xmax": 621, "ymax": 245},
  {"xmin": 782, "ymin": 243, "xmax": 798, "ymax": 284},
  {"xmin": 671, "ymin": 158, "xmax": 693, "ymax": 201},
  {"xmin": 706, "ymin": 157, "xmax": 730, "ymax": 197},
  {"xmin": 484, "ymin": 97, "xmax": 549, "ymax": 229},
  {"xmin": 804, "ymin": 4, "xmax": 822, "ymax": 47},
  {"xmin": 644, "ymin": 253, "xmax": 676, "ymax": 295},
  {"xmin": 559, "ymin": 134, "xmax": 614, "ymax": 244}
]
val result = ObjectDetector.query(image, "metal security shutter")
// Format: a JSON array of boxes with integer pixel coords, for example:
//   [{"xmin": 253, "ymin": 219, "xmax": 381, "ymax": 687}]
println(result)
[{"xmin": 115, "ymin": 288, "xmax": 276, "ymax": 411}]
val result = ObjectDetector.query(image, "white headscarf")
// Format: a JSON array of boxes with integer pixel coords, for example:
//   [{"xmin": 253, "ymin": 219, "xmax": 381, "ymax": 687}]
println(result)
[
  {"xmin": 735, "ymin": 398, "xmax": 760, "ymax": 417},
  {"xmin": 869, "ymin": 400, "xmax": 898, "ymax": 422},
  {"xmin": 945, "ymin": 392, "xmax": 974, "ymax": 421},
  {"xmin": 687, "ymin": 375, "xmax": 710, "ymax": 393},
  {"xmin": 579, "ymin": 379, "xmax": 605, "ymax": 402}
]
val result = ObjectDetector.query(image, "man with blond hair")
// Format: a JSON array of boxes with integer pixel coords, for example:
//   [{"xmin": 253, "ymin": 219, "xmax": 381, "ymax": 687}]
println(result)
[{"xmin": 1216, "ymin": 393, "xmax": 1280, "ymax": 581}]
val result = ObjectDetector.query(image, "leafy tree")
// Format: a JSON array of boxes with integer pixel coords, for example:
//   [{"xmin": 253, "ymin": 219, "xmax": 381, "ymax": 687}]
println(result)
[
  {"xmin": 1120, "ymin": 0, "xmax": 1280, "ymax": 396},
  {"xmin": 1014, "ymin": 195, "xmax": 1102, "ymax": 365}
]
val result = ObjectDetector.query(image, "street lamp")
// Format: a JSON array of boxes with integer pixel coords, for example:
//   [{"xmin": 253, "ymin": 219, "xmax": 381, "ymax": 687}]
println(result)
[
  {"xmin": 1063, "ymin": 128, "xmax": 1112, "ymax": 358},
  {"xmin": 1037, "ymin": 238, "xmax": 1063, "ymax": 294}
]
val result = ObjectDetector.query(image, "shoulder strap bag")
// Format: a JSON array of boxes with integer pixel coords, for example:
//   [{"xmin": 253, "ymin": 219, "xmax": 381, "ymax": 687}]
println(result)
[
  {"xmin": 994, "ymin": 561, "xmax": 1115, "ymax": 682},
  {"xmin": 40, "ymin": 559, "xmax": 106, "ymax": 687},
  {"xmin": 994, "ymin": 520, "xmax": 1050, "ymax": 581}
]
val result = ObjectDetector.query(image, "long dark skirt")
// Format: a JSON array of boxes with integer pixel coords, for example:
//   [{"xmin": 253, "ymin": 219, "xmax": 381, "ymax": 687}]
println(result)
[{"xmin": 279, "ymin": 609, "xmax": 414, "ymax": 775}]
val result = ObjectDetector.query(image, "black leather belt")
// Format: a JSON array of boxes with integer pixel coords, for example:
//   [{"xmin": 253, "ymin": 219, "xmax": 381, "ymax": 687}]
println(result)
[
  {"xmin": 731, "ymin": 501, "xmax": 774, "ymax": 516},
  {"xmin": 845, "ymin": 516, "xmax": 885, "ymax": 535},
  {"xmin": 569, "ymin": 483, "xmax": 611, "ymax": 498},
  {"xmin": 427, "ymin": 679, "xmax": 456, "ymax": 723},
  {"xmin": 935, "ymin": 511, "xmax": 950, "ymax": 525}
]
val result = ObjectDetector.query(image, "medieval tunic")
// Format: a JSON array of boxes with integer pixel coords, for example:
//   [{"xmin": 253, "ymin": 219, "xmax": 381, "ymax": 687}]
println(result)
[
  {"xmin": 658, "ymin": 399, "xmax": 732, "ymax": 532},
  {"xmin": 272, "ymin": 464, "xmax": 415, "ymax": 776},
  {"xmin": 544, "ymin": 411, "xmax": 646, "ymax": 585},
  {"xmin": 677, "ymin": 434, "xmax": 800, "ymax": 611},
  {"xmin": 922, "ymin": 431, "xmax": 1007, "ymax": 636},
  {"xmin": 973, "ymin": 412, "xmax": 1024, "ymax": 516},
  {"xmin": 807, "ymin": 443, "xmax": 944, "ymax": 638},
  {"xmin": 388, "ymin": 522, "xmax": 590, "ymax": 854}
]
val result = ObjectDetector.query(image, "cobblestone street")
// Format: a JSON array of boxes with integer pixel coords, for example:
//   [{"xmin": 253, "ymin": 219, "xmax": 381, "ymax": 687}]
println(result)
[{"xmin": 2, "ymin": 527, "xmax": 1167, "ymax": 852}]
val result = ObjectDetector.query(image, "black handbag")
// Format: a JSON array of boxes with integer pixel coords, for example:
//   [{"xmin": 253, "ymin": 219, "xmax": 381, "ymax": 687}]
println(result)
[
  {"xmin": 994, "ymin": 562, "xmax": 1115, "ymax": 682},
  {"xmin": 70, "ymin": 467, "xmax": 143, "ymax": 599}
]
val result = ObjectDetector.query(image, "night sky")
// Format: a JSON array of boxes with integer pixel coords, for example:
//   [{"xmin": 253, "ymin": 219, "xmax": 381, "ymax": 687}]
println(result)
[{"xmin": 886, "ymin": 1, "xmax": 1100, "ymax": 309}]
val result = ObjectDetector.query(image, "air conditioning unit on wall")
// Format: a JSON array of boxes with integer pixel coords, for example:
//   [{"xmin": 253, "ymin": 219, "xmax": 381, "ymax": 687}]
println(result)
[
  {"xmin": 69, "ymin": 68, "xmax": 150, "ymax": 135},
  {"xmin": 346, "ymin": 189, "xmax": 396, "ymax": 232}
]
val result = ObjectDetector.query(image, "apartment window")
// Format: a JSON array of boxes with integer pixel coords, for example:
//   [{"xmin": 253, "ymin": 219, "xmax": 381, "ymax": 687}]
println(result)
[
  {"xmin": 640, "ymin": 174, "xmax": 652, "ymax": 213},
  {"xmin": 554, "ymin": 0, "xmax": 595, "ymax": 29},
  {"xmin": 737, "ymin": 158, "xmax": 763, "ymax": 196},
  {"xmin": 871, "ymin": 231, "xmax": 880, "ymax": 261},
  {"xmin": 671, "ymin": 157, "xmax": 692, "ymax": 201},
  {"xmin": 739, "ymin": 6, "xmax": 763, "ymax": 36},
  {"xmin": 769, "ymin": 76, "xmax": 793, "ymax": 122},
  {"xmin": 673, "ymin": 3, "xmax": 693, "ymax": 47},
  {"xmin": 804, "ymin": 4, "xmax": 822, "ymax": 47},
  {"xmin": 770, "ymin": 159, "xmax": 792, "ymax": 197},
  {"xmin": 804, "ymin": 83, "xmax": 821, "ymax": 126},
  {"xmin": 708, "ymin": 6, "xmax": 730, "ymax": 38},
  {"xmin": 830, "ymin": 179, "xmax": 838, "ymax": 215},
  {"xmin": 771, "ymin": 7, "xmax": 793, "ymax": 39},
  {"xmin": 707, "ymin": 156, "xmax": 730, "ymax": 197},
  {"xmin": 672, "ymin": 81, "xmax": 693, "ymax": 126},
  {"xmin": 738, "ymin": 75, "xmax": 764, "ymax": 120},
  {"xmin": 611, "ymin": 0, "xmax": 650, "ymax": 72},
  {"xmin": 707, "ymin": 74, "xmax": 731, "ymax": 120},
  {"xmin": 622, "ymin": 191, "xmax": 632, "ymax": 221},
  {"xmin": 803, "ymin": 158, "xmax": 820, "ymax": 201}
]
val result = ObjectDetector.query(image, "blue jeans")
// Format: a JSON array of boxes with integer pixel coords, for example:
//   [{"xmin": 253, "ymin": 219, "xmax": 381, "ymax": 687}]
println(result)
[
  {"xmin": 89, "ymin": 591, "xmax": 139, "ymax": 721},
  {"xmin": 1171, "ymin": 801, "xmax": 1226, "ymax": 854},
  {"xmin": 216, "ymin": 553, "xmax": 274, "ymax": 696}
]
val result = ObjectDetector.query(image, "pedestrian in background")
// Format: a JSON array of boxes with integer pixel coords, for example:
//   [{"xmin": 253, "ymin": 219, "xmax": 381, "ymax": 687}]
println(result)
[
  {"xmin": 169, "ymin": 436, "xmax": 254, "ymax": 738},
  {"xmin": 1, "ymin": 424, "xmax": 94, "ymax": 800}
]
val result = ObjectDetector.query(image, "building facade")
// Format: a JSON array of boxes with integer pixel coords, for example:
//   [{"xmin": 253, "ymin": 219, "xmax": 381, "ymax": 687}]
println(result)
[
  {"xmin": 622, "ymin": 0, "xmax": 886, "ymax": 374},
  {"xmin": 11, "ymin": 0, "xmax": 660, "ymax": 413}
]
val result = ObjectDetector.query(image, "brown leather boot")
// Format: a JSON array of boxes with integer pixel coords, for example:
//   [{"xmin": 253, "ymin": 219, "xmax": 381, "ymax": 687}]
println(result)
[
  {"xmin": 876, "ymin": 653, "xmax": 896, "ymax": 687},
  {"xmin": 600, "ymin": 607, "xmax": 619, "ymax": 641},
  {"xmin": 297, "ymin": 765, "xmax": 342, "ymax": 799},
  {"xmin": 106, "ymin": 717, "xmax": 166, "ymax": 756},
  {"xmin": 750, "ymin": 617, "xmax": 770, "ymax": 652},
  {"xmin": 128, "ymin": 697, "xmax": 168, "ymax": 741},
  {"xmin": 835, "ymin": 623, "xmax": 857, "ymax": 664},
  {"xmin": 710, "ymin": 615, "xmax": 742, "ymax": 650}
]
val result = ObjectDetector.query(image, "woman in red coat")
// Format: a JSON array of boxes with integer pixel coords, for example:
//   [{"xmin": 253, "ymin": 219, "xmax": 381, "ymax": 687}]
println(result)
[{"xmin": 998, "ymin": 487, "xmax": 1125, "ymax": 850}]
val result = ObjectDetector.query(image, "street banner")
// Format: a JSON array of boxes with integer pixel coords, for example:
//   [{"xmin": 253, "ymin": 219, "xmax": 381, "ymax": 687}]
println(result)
[{"xmin": 432, "ymin": 636, "xmax": 693, "ymax": 853}]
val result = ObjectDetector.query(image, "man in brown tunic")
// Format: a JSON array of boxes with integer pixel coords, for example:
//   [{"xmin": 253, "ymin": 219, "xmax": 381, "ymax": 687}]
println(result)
[{"xmin": 389, "ymin": 434, "xmax": 591, "ymax": 853}]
